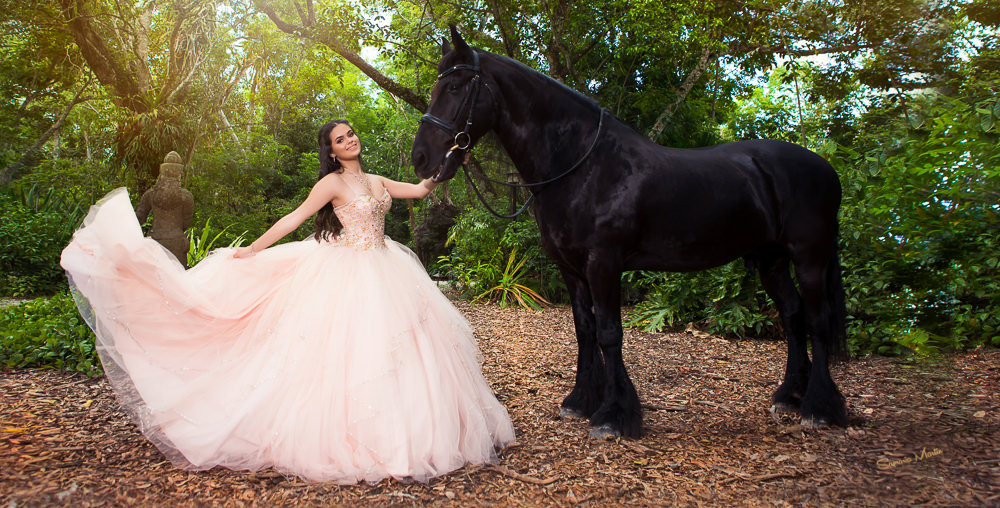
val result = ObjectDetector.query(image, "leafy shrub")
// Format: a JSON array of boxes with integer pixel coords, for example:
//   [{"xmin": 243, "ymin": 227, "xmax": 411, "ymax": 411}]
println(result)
[
  {"xmin": 441, "ymin": 205, "xmax": 564, "ymax": 307},
  {"xmin": 829, "ymin": 91, "xmax": 1000, "ymax": 355},
  {"xmin": 0, "ymin": 192, "xmax": 76, "ymax": 297},
  {"xmin": 0, "ymin": 292, "xmax": 100, "ymax": 376},
  {"xmin": 624, "ymin": 262, "xmax": 777, "ymax": 339}
]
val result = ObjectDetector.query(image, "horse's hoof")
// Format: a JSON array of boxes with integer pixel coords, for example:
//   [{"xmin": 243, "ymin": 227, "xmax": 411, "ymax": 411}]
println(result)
[
  {"xmin": 560, "ymin": 406, "xmax": 588, "ymax": 419},
  {"xmin": 800, "ymin": 415, "xmax": 832, "ymax": 429},
  {"xmin": 770, "ymin": 402, "xmax": 799, "ymax": 415},
  {"xmin": 589, "ymin": 424, "xmax": 620, "ymax": 440},
  {"xmin": 769, "ymin": 403, "xmax": 801, "ymax": 425}
]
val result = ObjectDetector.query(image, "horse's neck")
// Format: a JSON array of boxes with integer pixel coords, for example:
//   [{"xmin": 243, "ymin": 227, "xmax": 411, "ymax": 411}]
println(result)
[{"xmin": 490, "ymin": 63, "xmax": 602, "ymax": 183}]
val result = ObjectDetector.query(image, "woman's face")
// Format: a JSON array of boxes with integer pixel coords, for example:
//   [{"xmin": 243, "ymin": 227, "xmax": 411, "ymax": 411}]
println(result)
[{"xmin": 329, "ymin": 123, "xmax": 362, "ymax": 162}]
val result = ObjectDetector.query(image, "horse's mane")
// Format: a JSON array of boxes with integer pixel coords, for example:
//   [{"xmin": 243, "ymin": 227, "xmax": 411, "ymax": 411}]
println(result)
[{"xmin": 481, "ymin": 50, "xmax": 601, "ymax": 110}]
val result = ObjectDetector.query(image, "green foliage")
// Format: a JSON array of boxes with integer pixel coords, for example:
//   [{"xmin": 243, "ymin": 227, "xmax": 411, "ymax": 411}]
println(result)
[
  {"xmin": 0, "ymin": 158, "xmax": 123, "ymax": 297},
  {"xmin": 183, "ymin": 133, "xmax": 312, "ymax": 247},
  {"xmin": 441, "ymin": 205, "xmax": 563, "ymax": 308},
  {"xmin": 829, "ymin": 88, "xmax": 1000, "ymax": 356},
  {"xmin": 0, "ymin": 188, "xmax": 80, "ymax": 297},
  {"xmin": 624, "ymin": 262, "xmax": 776, "ymax": 339},
  {"xmin": 186, "ymin": 219, "xmax": 248, "ymax": 266},
  {"xmin": 0, "ymin": 292, "xmax": 100, "ymax": 376},
  {"xmin": 4, "ymin": 182, "xmax": 88, "ymax": 224},
  {"xmin": 8, "ymin": 158, "xmax": 122, "ymax": 204}
]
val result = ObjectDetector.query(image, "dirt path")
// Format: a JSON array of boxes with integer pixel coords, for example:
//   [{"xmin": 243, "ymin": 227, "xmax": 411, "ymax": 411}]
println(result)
[{"xmin": 2, "ymin": 301, "xmax": 998, "ymax": 507}]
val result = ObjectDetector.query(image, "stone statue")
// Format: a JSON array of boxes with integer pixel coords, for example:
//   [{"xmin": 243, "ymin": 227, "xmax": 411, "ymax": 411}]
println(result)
[{"xmin": 136, "ymin": 151, "xmax": 194, "ymax": 266}]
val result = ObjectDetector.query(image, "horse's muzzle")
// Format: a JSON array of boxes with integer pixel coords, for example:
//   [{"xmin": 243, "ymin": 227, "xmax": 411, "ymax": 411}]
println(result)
[{"xmin": 432, "ymin": 150, "xmax": 463, "ymax": 182}]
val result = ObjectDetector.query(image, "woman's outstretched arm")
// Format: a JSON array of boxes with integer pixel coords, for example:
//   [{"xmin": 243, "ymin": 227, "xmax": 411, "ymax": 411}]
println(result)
[
  {"xmin": 234, "ymin": 175, "xmax": 341, "ymax": 258},
  {"xmin": 378, "ymin": 176, "xmax": 440, "ymax": 199}
]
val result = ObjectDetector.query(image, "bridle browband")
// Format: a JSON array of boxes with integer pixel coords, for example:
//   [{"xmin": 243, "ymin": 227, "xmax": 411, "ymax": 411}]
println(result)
[{"xmin": 420, "ymin": 49, "xmax": 605, "ymax": 219}]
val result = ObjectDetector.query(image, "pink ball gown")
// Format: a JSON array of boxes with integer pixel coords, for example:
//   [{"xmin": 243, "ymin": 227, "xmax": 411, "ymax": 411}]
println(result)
[{"xmin": 60, "ymin": 187, "xmax": 515, "ymax": 484}]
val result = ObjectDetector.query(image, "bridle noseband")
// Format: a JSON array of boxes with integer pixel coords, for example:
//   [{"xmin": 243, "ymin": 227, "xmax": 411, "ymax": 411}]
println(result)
[{"xmin": 419, "ymin": 50, "xmax": 483, "ymax": 153}]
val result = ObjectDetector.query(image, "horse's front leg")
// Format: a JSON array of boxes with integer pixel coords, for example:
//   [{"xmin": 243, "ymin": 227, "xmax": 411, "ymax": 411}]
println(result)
[
  {"xmin": 559, "ymin": 268, "xmax": 605, "ymax": 419},
  {"xmin": 585, "ymin": 255, "xmax": 642, "ymax": 439}
]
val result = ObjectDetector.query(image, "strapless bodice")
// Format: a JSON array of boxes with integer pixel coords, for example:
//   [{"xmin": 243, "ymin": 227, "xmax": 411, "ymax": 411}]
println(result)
[{"xmin": 333, "ymin": 190, "xmax": 391, "ymax": 249}]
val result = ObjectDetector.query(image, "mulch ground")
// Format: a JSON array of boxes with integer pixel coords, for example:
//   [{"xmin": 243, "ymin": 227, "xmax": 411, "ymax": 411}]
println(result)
[{"xmin": 2, "ymin": 301, "xmax": 998, "ymax": 507}]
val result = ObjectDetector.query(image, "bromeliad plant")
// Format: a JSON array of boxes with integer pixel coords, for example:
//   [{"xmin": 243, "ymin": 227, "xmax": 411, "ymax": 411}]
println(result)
[
  {"xmin": 471, "ymin": 248, "xmax": 551, "ymax": 310},
  {"xmin": 186, "ymin": 218, "xmax": 247, "ymax": 265}
]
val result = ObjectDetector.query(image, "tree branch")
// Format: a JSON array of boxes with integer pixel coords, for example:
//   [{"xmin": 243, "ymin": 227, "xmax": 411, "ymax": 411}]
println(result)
[
  {"xmin": 1, "ymin": 77, "xmax": 94, "ymax": 187},
  {"xmin": 133, "ymin": 2, "xmax": 153, "ymax": 92},
  {"xmin": 254, "ymin": 0, "xmax": 428, "ymax": 112},
  {"xmin": 727, "ymin": 42, "xmax": 880, "ymax": 58}
]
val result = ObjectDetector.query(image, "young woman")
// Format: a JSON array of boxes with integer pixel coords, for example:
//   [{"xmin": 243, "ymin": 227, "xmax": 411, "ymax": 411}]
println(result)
[{"xmin": 61, "ymin": 120, "xmax": 515, "ymax": 484}]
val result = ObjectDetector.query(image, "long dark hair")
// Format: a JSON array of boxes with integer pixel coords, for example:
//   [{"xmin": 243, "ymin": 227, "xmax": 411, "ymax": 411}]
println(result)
[{"xmin": 314, "ymin": 119, "xmax": 355, "ymax": 241}]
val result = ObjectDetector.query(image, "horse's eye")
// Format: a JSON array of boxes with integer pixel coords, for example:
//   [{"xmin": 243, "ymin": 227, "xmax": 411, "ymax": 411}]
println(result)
[{"xmin": 447, "ymin": 82, "xmax": 462, "ymax": 94}]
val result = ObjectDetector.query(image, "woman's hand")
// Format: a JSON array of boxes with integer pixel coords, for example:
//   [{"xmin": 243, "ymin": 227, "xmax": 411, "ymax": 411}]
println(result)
[{"xmin": 233, "ymin": 245, "xmax": 255, "ymax": 259}]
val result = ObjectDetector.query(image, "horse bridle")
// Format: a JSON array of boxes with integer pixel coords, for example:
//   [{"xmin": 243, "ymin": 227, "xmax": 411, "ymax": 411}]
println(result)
[
  {"xmin": 420, "ymin": 49, "xmax": 606, "ymax": 218},
  {"xmin": 419, "ymin": 50, "xmax": 484, "ymax": 155}
]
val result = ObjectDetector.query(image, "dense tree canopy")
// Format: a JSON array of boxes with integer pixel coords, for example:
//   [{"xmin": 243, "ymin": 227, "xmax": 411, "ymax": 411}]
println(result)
[{"xmin": 1, "ymin": 0, "xmax": 997, "ymax": 354}]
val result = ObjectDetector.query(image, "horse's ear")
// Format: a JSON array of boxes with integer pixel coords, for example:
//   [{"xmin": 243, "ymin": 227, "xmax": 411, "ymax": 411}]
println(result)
[
  {"xmin": 442, "ymin": 37, "xmax": 451, "ymax": 56},
  {"xmin": 449, "ymin": 24, "xmax": 470, "ymax": 53}
]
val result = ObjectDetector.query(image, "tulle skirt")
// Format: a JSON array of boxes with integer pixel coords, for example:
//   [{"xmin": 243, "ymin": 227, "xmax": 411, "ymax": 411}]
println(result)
[{"xmin": 60, "ymin": 188, "xmax": 515, "ymax": 483}]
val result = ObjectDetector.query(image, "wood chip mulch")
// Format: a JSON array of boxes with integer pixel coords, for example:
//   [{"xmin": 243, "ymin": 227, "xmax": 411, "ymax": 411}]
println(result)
[{"xmin": 2, "ymin": 301, "xmax": 998, "ymax": 507}]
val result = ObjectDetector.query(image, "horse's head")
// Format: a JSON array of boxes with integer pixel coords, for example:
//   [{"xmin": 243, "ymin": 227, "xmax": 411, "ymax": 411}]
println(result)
[{"xmin": 412, "ymin": 25, "xmax": 496, "ymax": 182}]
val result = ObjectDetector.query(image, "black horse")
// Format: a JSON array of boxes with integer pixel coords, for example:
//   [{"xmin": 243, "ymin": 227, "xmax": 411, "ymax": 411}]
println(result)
[{"xmin": 412, "ymin": 26, "xmax": 848, "ymax": 438}]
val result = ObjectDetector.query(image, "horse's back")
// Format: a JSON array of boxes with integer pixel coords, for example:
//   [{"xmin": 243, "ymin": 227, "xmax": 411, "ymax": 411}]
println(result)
[
  {"xmin": 606, "ymin": 139, "xmax": 841, "ymax": 271},
  {"xmin": 674, "ymin": 139, "xmax": 838, "ymax": 185},
  {"xmin": 651, "ymin": 139, "xmax": 841, "ymax": 219}
]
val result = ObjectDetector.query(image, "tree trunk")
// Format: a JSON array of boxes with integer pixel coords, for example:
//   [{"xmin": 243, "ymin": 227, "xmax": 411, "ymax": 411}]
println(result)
[
  {"xmin": 219, "ymin": 109, "xmax": 245, "ymax": 154},
  {"xmin": 793, "ymin": 70, "xmax": 807, "ymax": 146},
  {"xmin": 647, "ymin": 46, "xmax": 715, "ymax": 141},
  {"xmin": 58, "ymin": 0, "xmax": 148, "ymax": 113}
]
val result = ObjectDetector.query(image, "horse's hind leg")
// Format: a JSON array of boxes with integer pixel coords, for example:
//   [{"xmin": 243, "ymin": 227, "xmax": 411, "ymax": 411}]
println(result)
[
  {"xmin": 755, "ymin": 250, "xmax": 811, "ymax": 414},
  {"xmin": 793, "ymin": 255, "xmax": 848, "ymax": 428},
  {"xmin": 559, "ymin": 268, "xmax": 606, "ymax": 419}
]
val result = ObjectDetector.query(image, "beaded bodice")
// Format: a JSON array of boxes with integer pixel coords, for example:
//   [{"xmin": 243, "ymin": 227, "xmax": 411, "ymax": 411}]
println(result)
[{"xmin": 333, "ymin": 190, "xmax": 392, "ymax": 249}]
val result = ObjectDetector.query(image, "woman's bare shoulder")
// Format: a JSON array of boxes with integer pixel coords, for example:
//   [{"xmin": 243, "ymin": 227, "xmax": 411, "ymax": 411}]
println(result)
[{"xmin": 316, "ymin": 173, "xmax": 351, "ymax": 192}]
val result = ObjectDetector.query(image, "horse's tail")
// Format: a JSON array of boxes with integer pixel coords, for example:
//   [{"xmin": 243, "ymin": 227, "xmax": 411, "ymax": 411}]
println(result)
[{"xmin": 826, "ymin": 242, "xmax": 849, "ymax": 360}]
